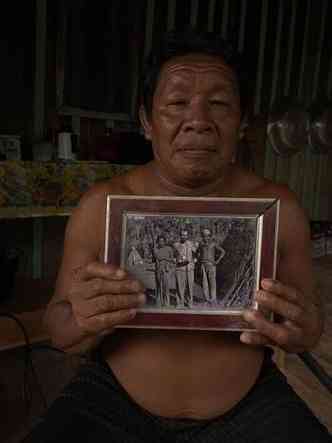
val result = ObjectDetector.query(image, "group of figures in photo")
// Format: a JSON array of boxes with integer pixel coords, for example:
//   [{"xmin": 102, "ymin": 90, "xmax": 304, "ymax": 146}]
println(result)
[{"xmin": 123, "ymin": 214, "xmax": 258, "ymax": 311}]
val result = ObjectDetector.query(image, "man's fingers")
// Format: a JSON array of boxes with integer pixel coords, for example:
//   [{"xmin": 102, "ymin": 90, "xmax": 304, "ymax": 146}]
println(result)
[
  {"xmin": 240, "ymin": 331, "xmax": 272, "ymax": 347},
  {"xmin": 260, "ymin": 279, "xmax": 304, "ymax": 307},
  {"xmin": 77, "ymin": 293, "xmax": 146, "ymax": 317},
  {"xmin": 70, "ymin": 277, "xmax": 145, "ymax": 301},
  {"xmin": 68, "ymin": 261, "xmax": 148, "ymax": 334},
  {"xmin": 78, "ymin": 308, "xmax": 138, "ymax": 334},
  {"xmin": 255, "ymin": 290, "xmax": 305, "ymax": 326},
  {"xmin": 243, "ymin": 309, "xmax": 302, "ymax": 349},
  {"xmin": 73, "ymin": 262, "xmax": 127, "ymax": 282}
]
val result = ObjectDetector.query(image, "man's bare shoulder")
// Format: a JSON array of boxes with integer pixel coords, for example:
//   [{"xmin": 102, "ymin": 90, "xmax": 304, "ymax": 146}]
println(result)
[
  {"xmin": 236, "ymin": 167, "xmax": 299, "ymax": 203},
  {"xmin": 257, "ymin": 179, "xmax": 308, "ymax": 231},
  {"xmin": 235, "ymin": 167, "xmax": 308, "ymax": 233},
  {"xmin": 250, "ymin": 173, "xmax": 304, "ymax": 218}
]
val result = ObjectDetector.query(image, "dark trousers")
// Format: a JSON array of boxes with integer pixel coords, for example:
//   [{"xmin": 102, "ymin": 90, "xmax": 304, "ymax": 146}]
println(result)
[{"xmin": 22, "ymin": 350, "xmax": 332, "ymax": 443}]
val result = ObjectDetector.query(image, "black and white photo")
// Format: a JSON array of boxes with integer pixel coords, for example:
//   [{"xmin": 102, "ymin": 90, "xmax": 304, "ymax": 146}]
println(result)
[{"xmin": 122, "ymin": 213, "xmax": 258, "ymax": 312}]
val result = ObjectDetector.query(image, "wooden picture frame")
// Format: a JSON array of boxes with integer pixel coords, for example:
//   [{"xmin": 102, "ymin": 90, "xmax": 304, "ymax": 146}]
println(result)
[{"xmin": 104, "ymin": 195, "xmax": 280, "ymax": 331}]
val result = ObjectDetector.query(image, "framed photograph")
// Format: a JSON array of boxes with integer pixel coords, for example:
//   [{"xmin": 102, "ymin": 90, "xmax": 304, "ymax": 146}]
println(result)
[{"xmin": 104, "ymin": 195, "xmax": 280, "ymax": 331}]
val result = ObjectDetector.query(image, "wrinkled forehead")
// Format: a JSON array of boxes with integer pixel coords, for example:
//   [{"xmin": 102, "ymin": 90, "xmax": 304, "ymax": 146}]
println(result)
[{"xmin": 157, "ymin": 53, "xmax": 239, "ymax": 91}]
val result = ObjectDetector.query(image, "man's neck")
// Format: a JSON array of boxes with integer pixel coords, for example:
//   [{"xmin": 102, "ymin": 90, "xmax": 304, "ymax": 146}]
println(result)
[{"xmin": 149, "ymin": 161, "xmax": 236, "ymax": 197}]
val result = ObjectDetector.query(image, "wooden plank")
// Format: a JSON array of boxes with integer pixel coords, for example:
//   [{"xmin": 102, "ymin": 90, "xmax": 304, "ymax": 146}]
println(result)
[
  {"xmin": 282, "ymin": 258, "xmax": 332, "ymax": 432},
  {"xmin": 0, "ymin": 207, "xmax": 72, "ymax": 219},
  {"xmin": 301, "ymin": 150, "xmax": 319, "ymax": 219},
  {"xmin": 34, "ymin": 0, "xmax": 47, "ymax": 139},
  {"xmin": 274, "ymin": 155, "xmax": 291, "ymax": 187},
  {"xmin": 263, "ymin": 140, "xmax": 277, "ymax": 180},
  {"xmin": 254, "ymin": 0, "xmax": 269, "ymax": 115},
  {"xmin": 237, "ymin": 0, "xmax": 247, "ymax": 52},
  {"xmin": 288, "ymin": 151, "xmax": 305, "ymax": 199}
]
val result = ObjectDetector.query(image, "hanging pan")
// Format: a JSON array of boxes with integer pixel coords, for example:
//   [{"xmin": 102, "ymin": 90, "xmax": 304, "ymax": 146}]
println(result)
[
  {"xmin": 267, "ymin": 101, "xmax": 309, "ymax": 157},
  {"xmin": 309, "ymin": 102, "xmax": 332, "ymax": 155}
]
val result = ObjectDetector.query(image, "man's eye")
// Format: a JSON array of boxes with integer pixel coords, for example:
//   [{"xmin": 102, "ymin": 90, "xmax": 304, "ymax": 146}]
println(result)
[
  {"xmin": 210, "ymin": 100, "xmax": 229, "ymax": 107},
  {"xmin": 168, "ymin": 100, "xmax": 187, "ymax": 106}
]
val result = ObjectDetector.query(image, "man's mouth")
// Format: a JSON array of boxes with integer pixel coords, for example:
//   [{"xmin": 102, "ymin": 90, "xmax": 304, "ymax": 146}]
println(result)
[{"xmin": 177, "ymin": 145, "xmax": 217, "ymax": 155}]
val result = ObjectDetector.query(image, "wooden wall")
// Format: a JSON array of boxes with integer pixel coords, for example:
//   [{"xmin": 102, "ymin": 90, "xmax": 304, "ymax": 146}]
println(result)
[{"xmin": 264, "ymin": 142, "xmax": 332, "ymax": 220}]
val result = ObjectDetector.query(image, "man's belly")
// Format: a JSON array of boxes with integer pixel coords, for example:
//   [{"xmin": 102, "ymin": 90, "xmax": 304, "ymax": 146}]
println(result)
[{"xmin": 102, "ymin": 329, "xmax": 265, "ymax": 420}]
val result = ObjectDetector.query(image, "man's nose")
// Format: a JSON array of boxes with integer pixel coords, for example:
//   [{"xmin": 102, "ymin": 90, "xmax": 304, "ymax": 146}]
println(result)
[{"xmin": 182, "ymin": 102, "xmax": 214, "ymax": 133}]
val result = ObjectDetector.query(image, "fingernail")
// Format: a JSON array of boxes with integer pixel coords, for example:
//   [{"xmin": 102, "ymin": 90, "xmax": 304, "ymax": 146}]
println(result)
[
  {"xmin": 131, "ymin": 281, "xmax": 142, "ymax": 292},
  {"xmin": 138, "ymin": 293, "xmax": 146, "ymax": 304},
  {"xmin": 128, "ymin": 309, "xmax": 137, "ymax": 318},
  {"xmin": 240, "ymin": 332, "xmax": 251, "ymax": 344},
  {"xmin": 255, "ymin": 291, "xmax": 265, "ymax": 301},
  {"xmin": 261, "ymin": 279, "xmax": 274, "ymax": 290},
  {"xmin": 115, "ymin": 269, "xmax": 125, "ymax": 278},
  {"xmin": 243, "ymin": 310, "xmax": 254, "ymax": 321},
  {"xmin": 261, "ymin": 279, "xmax": 274, "ymax": 288}
]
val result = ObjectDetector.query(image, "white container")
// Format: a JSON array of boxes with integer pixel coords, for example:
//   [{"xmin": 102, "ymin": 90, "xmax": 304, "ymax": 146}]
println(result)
[
  {"xmin": 58, "ymin": 132, "xmax": 73, "ymax": 160},
  {"xmin": 0, "ymin": 135, "xmax": 21, "ymax": 160}
]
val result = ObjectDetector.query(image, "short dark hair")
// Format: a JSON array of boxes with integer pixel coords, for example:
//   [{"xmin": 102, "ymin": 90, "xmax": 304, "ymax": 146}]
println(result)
[{"xmin": 140, "ymin": 29, "xmax": 252, "ymax": 118}]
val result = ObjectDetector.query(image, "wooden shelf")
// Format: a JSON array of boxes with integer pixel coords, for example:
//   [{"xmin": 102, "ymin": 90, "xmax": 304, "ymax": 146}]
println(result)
[{"xmin": 0, "ymin": 206, "xmax": 72, "ymax": 219}]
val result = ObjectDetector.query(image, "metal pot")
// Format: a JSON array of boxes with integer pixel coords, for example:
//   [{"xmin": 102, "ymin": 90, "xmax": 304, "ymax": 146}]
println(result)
[
  {"xmin": 267, "ymin": 102, "xmax": 309, "ymax": 157},
  {"xmin": 309, "ymin": 102, "xmax": 332, "ymax": 155}
]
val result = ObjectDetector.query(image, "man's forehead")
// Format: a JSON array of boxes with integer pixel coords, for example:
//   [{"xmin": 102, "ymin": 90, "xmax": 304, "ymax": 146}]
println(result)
[{"xmin": 159, "ymin": 53, "xmax": 237, "ymax": 85}]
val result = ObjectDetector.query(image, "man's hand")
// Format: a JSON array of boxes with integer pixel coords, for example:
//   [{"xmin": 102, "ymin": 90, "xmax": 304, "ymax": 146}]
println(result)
[
  {"xmin": 68, "ymin": 261, "xmax": 146, "ymax": 338},
  {"xmin": 240, "ymin": 278, "xmax": 323, "ymax": 353}
]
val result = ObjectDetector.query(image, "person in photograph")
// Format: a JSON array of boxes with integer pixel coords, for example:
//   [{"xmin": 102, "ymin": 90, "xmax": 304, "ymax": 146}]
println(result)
[
  {"xmin": 197, "ymin": 228, "xmax": 225, "ymax": 304},
  {"xmin": 141, "ymin": 240, "xmax": 154, "ymax": 266},
  {"xmin": 127, "ymin": 244, "xmax": 144, "ymax": 267},
  {"xmin": 30, "ymin": 29, "xmax": 330, "ymax": 443},
  {"xmin": 173, "ymin": 229, "xmax": 198, "ymax": 308},
  {"xmin": 153, "ymin": 235, "xmax": 175, "ymax": 306}
]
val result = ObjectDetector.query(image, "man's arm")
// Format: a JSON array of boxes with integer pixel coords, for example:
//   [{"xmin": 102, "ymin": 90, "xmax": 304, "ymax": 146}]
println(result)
[
  {"xmin": 241, "ymin": 190, "xmax": 323, "ymax": 353},
  {"xmin": 215, "ymin": 244, "xmax": 225, "ymax": 264},
  {"xmin": 44, "ymin": 184, "xmax": 145, "ymax": 354}
]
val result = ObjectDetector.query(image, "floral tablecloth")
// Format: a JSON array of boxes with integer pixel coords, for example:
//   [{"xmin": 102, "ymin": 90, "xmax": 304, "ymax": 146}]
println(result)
[{"xmin": 0, "ymin": 161, "xmax": 133, "ymax": 209}]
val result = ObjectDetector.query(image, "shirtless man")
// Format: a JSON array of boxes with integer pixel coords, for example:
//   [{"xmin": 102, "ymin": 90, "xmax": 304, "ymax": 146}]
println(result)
[{"xmin": 30, "ymin": 30, "xmax": 329, "ymax": 442}]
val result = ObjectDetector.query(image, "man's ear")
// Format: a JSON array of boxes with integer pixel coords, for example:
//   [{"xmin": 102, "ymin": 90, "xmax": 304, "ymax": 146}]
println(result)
[{"xmin": 139, "ymin": 106, "xmax": 152, "ymax": 141}]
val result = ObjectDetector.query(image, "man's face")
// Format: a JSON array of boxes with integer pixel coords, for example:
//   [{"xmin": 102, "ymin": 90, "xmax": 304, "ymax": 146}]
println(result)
[
  {"xmin": 141, "ymin": 53, "xmax": 242, "ymax": 188},
  {"xmin": 202, "ymin": 231, "xmax": 211, "ymax": 243},
  {"xmin": 180, "ymin": 230, "xmax": 188, "ymax": 242}
]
